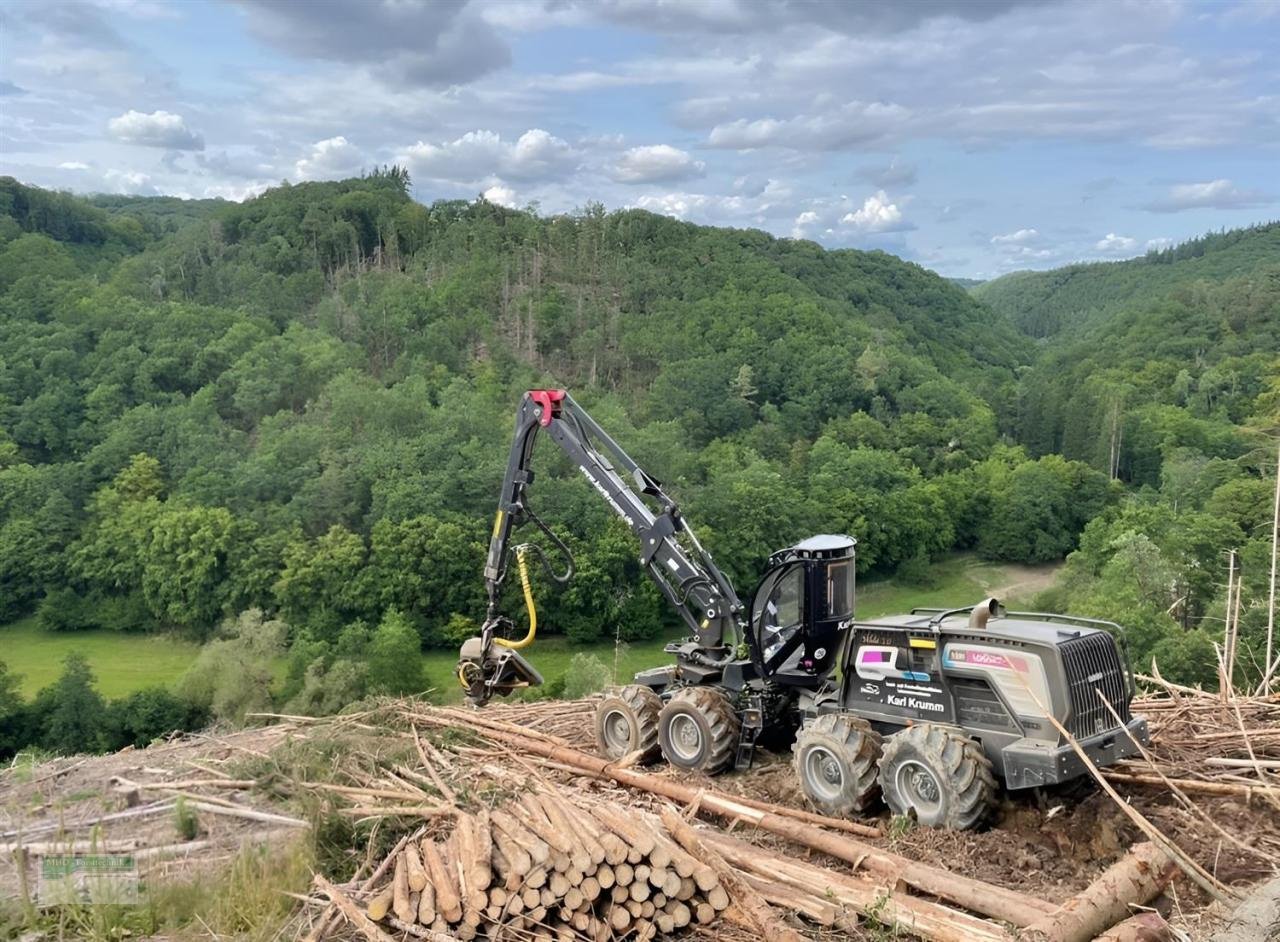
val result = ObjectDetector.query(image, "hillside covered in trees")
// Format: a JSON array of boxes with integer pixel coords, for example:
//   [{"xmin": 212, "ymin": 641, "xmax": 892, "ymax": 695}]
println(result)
[
  {"xmin": 0, "ymin": 173, "xmax": 1275, "ymax": 756},
  {"xmin": 973, "ymin": 222, "xmax": 1280, "ymax": 338}
]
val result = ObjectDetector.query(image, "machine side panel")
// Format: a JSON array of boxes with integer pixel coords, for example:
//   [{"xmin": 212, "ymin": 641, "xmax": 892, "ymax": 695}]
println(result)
[{"xmin": 843, "ymin": 628, "xmax": 954, "ymax": 725}]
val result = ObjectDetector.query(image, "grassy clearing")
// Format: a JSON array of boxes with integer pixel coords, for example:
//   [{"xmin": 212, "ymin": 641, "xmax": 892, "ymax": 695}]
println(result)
[
  {"xmin": 0, "ymin": 554, "xmax": 1062, "ymax": 702},
  {"xmin": 0, "ymin": 617, "xmax": 202, "ymax": 699},
  {"xmin": 857, "ymin": 553, "xmax": 1062, "ymax": 619}
]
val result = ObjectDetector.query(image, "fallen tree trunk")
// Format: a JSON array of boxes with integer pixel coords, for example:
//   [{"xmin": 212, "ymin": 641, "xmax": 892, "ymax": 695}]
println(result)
[
  {"xmin": 1104, "ymin": 770, "xmax": 1266, "ymax": 800},
  {"xmin": 659, "ymin": 807, "xmax": 805, "ymax": 942},
  {"xmin": 1095, "ymin": 912, "xmax": 1174, "ymax": 942},
  {"xmin": 689, "ymin": 786, "xmax": 882, "ymax": 838},
  {"xmin": 701, "ymin": 829, "xmax": 1015, "ymax": 942},
  {"xmin": 1023, "ymin": 842, "xmax": 1177, "ymax": 942},
  {"xmin": 419, "ymin": 709, "xmax": 1054, "ymax": 928}
]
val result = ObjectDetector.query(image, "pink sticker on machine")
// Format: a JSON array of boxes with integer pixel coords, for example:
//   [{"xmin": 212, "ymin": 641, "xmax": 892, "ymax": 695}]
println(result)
[
  {"xmin": 946, "ymin": 648, "xmax": 1029, "ymax": 673},
  {"xmin": 944, "ymin": 642, "xmax": 1049, "ymax": 715}
]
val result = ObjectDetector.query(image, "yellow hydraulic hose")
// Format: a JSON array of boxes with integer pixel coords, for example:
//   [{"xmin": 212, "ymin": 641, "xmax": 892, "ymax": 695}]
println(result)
[{"xmin": 494, "ymin": 545, "xmax": 537, "ymax": 650}]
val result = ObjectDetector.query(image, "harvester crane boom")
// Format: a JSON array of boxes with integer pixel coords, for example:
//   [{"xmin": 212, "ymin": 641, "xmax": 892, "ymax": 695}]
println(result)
[
  {"xmin": 459, "ymin": 389, "xmax": 747, "ymax": 703},
  {"xmin": 483, "ymin": 389, "xmax": 743, "ymax": 647}
]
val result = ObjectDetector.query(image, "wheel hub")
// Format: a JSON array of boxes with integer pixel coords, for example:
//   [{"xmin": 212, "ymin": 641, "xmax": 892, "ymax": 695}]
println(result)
[
  {"xmin": 803, "ymin": 745, "xmax": 845, "ymax": 801},
  {"xmin": 602, "ymin": 709, "xmax": 632, "ymax": 751},
  {"xmin": 896, "ymin": 759, "xmax": 942, "ymax": 814},
  {"xmin": 668, "ymin": 714, "xmax": 702, "ymax": 761}
]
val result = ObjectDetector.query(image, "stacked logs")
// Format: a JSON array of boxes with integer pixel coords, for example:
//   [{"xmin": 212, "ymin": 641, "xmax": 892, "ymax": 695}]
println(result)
[{"xmin": 364, "ymin": 790, "xmax": 730, "ymax": 941}]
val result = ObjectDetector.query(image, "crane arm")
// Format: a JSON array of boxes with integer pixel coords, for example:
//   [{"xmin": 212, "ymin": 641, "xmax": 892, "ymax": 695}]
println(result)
[
  {"xmin": 459, "ymin": 389, "xmax": 744, "ymax": 703},
  {"xmin": 486, "ymin": 389, "xmax": 742, "ymax": 644}
]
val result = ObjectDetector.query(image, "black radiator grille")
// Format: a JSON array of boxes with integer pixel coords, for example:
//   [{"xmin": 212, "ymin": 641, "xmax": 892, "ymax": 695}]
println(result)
[
  {"xmin": 1059, "ymin": 632, "xmax": 1130, "ymax": 739},
  {"xmin": 952, "ymin": 678, "xmax": 1020, "ymax": 733}
]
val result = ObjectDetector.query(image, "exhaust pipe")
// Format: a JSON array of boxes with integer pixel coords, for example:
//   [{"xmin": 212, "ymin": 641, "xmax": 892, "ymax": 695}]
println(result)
[{"xmin": 969, "ymin": 597, "xmax": 1003, "ymax": 630}]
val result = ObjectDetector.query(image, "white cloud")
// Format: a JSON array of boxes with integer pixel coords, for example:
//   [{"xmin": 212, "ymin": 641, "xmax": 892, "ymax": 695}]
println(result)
[
  {"xmin": 107, "ymin": 109, "xmax": 203, "ymax": 150},
  {"xmin": 612, "ymin": 144, "xmax": 704, "ymax": 184},
  {"xmin": 989, "ymin": 226, "xmax": 1055, "ymax": 266},
  {"xmin": 630, "ymin": 184, "xmax": 795, "ymax": 227},
  {"xmin": 841, "ymin": 191, "xmax": 910, "ymax": 232},
  {"xmin": 103, "ymin": 168, "xmax": 155, "ymax": 194},
  {"xmin": 791, "ymin": 209, "xmax": 819, "ymax": 238},
  {"xmin": 1142, "ymin": 178, "xmax": 1273, "ymax": 213},
  {"xmin": 1095, "ymin": 232, "xmax": 1138, "ymax": 254},
  {"xmin": 991, "ymin": 228, "xmax": 1039, "ymax": 245},
  {"xmin": 396, "ymin": 129, "xmax": 576, "ymax": 184},
  {"xmin": 1145, "ymin": 236, "xmax": 1175, "ymax": 251},
  {"xmin": 294, "ymin": 136, "xmax": 364, "ymax": 180},
  {"xmin": 483, "ymin": 184, "xmax": 518, "ymax": 207},
  {"xmin": 58, "ymin": 161, "xmax": 90, "ymax": 170}
]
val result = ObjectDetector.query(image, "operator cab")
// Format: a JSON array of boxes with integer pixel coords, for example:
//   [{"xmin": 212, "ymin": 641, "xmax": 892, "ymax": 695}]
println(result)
[{"xmin": 750, "ymin": 534, "xmax": 856, "ymax": 687}]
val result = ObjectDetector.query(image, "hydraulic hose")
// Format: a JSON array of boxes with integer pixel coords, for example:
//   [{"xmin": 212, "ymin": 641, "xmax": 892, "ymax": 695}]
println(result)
[{"xmin": 494, "ymin": 545, "xmax": 537, "ymax": 650}]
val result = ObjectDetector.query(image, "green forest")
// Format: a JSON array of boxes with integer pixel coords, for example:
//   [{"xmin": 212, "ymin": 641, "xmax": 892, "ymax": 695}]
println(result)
[{"xmin": 0, "ymin": 172, "xmax": 1275, "ymax": 758}]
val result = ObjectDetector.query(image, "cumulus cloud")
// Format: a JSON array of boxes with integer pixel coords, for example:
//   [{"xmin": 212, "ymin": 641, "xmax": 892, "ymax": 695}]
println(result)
[
  {"xmin": 991, "ymin": 228, "xmax": 1039, "ymax": 245},
  {"xmin": 631, "ymin": 179, "xmax": 794, "ymax": 226},
  {"xmin": 107, "ymin": 110, "xmax": 203, "ymax": 150},
  {"xmin": 58, "ymin": 160, "xmax": 90, "ymax": 170},
  {"xmin": 840, "ymin": 191, "xmax": 912, "ymax": 233},
  {"xmin": 483, "ymin": 184, "xmax": 519, "ymax": 207},
  {"xmin": 791, "ymin": 209, "xmax": 819, "ymax": 238},
  {"xmin": 396, "ymin": 129, "xmax": 576, "ymax": 184},
  {"xmin": 294, "ymin": 136, "xmax": 364, "ymax": 180},
  {"xmin": 1095, "ymin": 232, "xmax": 1138, "ymax": 254},
  {"xmin": 233, "ymin": 0, "xmax": 510, "ymax": 88},
  {"xmin": 1141, "ymin": 179, "xmax": 1273, "ymax": 213},
  {"xmin": 989, "ymin": 227, "xmax": 1054, "ymax": 264},
  {"xmin": 611, "ymin": 144, "xmax": 704, "ymax": 184},
  {"xmin": 103, "ymin": 168, "xmax": 156, "ymax": 194}
]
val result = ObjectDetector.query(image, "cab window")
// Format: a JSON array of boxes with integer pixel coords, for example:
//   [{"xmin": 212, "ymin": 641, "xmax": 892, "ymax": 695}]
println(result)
[
  {"xmin": 826, "ymin": 560, "xmax": 853, "ymax": 618},
  {"xmin": 770, "ymin": 567, "xmax": 804, "ymax": 628}
]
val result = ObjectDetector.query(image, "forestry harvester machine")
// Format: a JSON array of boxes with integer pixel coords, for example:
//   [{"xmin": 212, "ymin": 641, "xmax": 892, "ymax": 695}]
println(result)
[{"xmin": 457, "ymin": 390, "xmax": 1149, "ymax": 828}]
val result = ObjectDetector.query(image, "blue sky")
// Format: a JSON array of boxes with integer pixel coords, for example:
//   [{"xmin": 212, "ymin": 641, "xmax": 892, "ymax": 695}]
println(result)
[{"xmin": 1, "ymin": 0, "xmax": 1277, "ymax": 278}]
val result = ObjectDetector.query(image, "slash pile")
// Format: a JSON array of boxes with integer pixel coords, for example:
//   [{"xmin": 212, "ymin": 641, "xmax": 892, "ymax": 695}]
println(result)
[
  {"xmin": 362, "ymin": 791, "xmax": 729, "ymax": 941},
  {"xmin": 1102, "ymin": 683, "xmax": 1280, "ymax": 809}
]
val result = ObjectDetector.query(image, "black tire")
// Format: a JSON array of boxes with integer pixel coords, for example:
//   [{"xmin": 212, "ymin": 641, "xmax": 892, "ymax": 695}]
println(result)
[
  {"xmin": 877, "ymin": 724, "xmax": 998, "ymax": 830},
  {"xmin": 793, "ymin": 713, "xmax": 884, "ymax": 815},
  {"xmin": 594, "ymin": 685, "xmax": 662, "ymax": 762},
  {"xmin": 658, "ymin": 686, "xmax": 740, "ymax": 774}
]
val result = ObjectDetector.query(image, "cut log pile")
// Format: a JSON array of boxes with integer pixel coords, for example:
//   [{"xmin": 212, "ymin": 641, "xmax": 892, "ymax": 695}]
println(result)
[{"xmin": 357, "ymin": 791, "xmax": 734, "ymax": 941}]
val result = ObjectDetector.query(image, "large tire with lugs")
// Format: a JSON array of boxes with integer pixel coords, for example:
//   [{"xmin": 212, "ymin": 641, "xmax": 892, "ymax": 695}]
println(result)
[
  {"xmin": 877, "ymin": 724, "xmax": 997, "ymax": 830},
  {"xmin": 793, "ymin": 713, "xmax": 884, "ymax": 815},
  {"xmin": 594, "ymin": 684, "xmax": 662, "ymax": 762},
  {"xmin": 658, "ymin": 686, "xmax": 740, "ymax": 774}
]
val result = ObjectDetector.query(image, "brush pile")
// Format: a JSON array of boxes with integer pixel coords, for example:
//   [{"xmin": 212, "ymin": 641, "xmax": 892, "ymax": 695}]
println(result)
[
  {"xmin": 1103, "ymin": 679, "xmax": 1280, "ymax": 806},
  {"xmin": 362, "ymin": 792, "xmax": 729, "ymax": 941}
]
